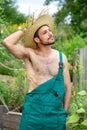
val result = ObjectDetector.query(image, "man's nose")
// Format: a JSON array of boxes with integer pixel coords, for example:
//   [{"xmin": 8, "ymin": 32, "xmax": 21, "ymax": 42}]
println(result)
[{"xmin": 48, "ymin": 30, "xmax": 53, "ymax": 35}]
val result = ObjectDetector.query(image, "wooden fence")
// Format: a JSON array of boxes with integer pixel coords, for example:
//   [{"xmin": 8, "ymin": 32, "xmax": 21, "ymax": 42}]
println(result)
[
  {"xmin": 0, "ymin": 105, "xmax": 21, "ymax": 130},
  {"xmin": 73, "ymin": 48, "xmax": 87, "ymax": 87}
]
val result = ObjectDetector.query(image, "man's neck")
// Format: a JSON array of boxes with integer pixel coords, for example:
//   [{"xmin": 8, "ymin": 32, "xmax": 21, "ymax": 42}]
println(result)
[{"xmin": 35, "ymin": 46, "xmax": 53, "ymax": 57}]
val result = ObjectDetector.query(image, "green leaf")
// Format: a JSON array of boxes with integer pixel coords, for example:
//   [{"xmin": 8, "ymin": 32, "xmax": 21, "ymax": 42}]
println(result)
[
  {"xmin": 81, "ymin": 119, "xmax": 87, "ymax": 126},
  {"xmin": 78, "ymin": 90, "xmax": 86, "ymax": 96},
  {"xmin": 76, "ymin": 108, "xmax": 86, "ymax": 114},
  {"xmin": 67, "ymin": 113, "xmax": 80, "ymax": 124}
]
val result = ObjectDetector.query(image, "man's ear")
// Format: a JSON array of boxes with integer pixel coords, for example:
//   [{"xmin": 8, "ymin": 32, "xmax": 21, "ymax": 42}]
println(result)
[{"xmin": 34, "ymin": 37, "xmax": 40, "ymax": 43}]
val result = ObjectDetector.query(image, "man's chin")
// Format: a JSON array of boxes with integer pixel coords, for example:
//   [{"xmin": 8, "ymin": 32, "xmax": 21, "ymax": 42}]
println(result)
[{"xmin": 42, "ymin": 42, "xmax": 55, "ymax": 46}]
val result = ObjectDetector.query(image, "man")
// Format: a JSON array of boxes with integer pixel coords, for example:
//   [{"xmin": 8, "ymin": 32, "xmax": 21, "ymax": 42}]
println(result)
[{"xmin": 3, "ymin": 14, "xmax": 71, "ymax": 130}]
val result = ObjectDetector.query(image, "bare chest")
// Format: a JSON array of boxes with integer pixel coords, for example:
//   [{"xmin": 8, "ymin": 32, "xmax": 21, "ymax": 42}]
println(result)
[
  {"xmin": 31, "ymin": 55, "xmax": 59, "ymax": 76},
  {"xmin": 24, "ymin": 51, "xmax": 60, "ymax": 90}
]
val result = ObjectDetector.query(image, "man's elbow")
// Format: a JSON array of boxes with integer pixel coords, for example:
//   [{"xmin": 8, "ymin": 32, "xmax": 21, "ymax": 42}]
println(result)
[
  {"xmin": 3, "ymin": 39, "xmax": 10, "ymax": 49},
  {"xmin": 3, "ymin": 39, "xmax": 7, "ymax": 47}
]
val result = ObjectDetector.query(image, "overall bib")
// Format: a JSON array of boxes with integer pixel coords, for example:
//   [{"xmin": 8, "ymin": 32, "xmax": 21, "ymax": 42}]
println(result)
[{"xmin": 19, "ymin": 52, "xmax": 68, "ymax": 130}]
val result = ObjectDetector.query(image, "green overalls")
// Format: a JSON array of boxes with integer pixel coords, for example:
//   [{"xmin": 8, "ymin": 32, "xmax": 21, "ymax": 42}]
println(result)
[{"xmin": 19, "ymin": 52, "xmax": 68, "ymax": 130}]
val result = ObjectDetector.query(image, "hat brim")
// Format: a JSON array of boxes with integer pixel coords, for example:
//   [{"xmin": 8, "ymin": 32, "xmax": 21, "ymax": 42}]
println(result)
[{"xmin": 23, "ymin": 14, "xmax": 55, "ymax": 48}]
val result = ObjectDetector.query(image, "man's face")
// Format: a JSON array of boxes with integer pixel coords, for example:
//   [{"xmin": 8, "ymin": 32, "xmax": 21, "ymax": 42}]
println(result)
[{"xmin": 35, "ymin": 25, "xmax": 55, "ymax": 46}]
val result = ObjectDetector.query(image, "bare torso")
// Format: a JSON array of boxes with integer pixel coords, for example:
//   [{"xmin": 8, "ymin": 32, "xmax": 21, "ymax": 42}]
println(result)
[{"xmin": 24, "ymin": 48, "xmax": 61, "ymax": 92}]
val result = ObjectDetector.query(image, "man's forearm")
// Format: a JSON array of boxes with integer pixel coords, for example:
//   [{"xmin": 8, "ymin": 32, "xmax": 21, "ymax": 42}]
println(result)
[
  {"xmin": 3, "ymin": 30, "xmax": 26, "ymax": 59},
  {"xmin": 63, "ymin": 86, "xmax": 71, "ymax": 111},
  {"xmin": 3, "ymin": 30, "xmax": 24, "ymax": 46}
]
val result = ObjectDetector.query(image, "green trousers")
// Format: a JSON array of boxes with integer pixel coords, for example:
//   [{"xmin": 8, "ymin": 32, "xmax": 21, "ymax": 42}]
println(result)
[{"xmin": 19, "ymin": 52, "xmax": 67, "ymax": 130}]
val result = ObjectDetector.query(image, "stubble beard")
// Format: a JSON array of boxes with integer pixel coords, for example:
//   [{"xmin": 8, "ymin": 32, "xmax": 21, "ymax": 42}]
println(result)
[
  {"xmin": 40, "ymin": 37, "xmax": 55, "ymax": 46},
  {"xmin": 41, "ymin": 42, "xmax": 55, "ymax": 46}
]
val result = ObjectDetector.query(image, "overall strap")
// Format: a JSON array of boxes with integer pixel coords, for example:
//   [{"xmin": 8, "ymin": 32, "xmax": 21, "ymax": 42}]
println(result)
[
  {"xmin": 56, "ymin": 51, "xmax": 63, "ymax": 78},
  {"xmin": 59, "ymin": 52, "xmax": 63, "ymax": 69}
]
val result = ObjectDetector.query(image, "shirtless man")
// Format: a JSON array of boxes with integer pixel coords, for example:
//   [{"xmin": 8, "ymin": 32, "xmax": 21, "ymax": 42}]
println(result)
[{"xmin": 3, "ymin": 14, "xmax": 71, "ymax": 130}]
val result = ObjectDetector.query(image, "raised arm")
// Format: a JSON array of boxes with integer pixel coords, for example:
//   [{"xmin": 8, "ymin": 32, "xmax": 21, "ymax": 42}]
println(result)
[
  {"xmin": 63, "ymin": 54, "xmax": 72, "ymax": 111},
  {"xmin": 3, "ymin": 30, "xmax": 28, "ymax": 59}
]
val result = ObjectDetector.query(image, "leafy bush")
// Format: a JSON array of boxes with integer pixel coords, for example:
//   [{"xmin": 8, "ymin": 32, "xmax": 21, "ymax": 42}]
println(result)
[
  {"xmin": 8, "ymin": 69, "xmax": 28, "ymax": 112},
  {"xmin": 0, "ymin": 80, "xmax": 11, "ymax": 106},
  {"xmin": 55, "ymin": 33, "xmax": 87, "ymax": 63},
  {"xmin": 67, "ymin": 55, "xmax": 87, "ymax": 129},
  {"xmin": 67, "ymin": 89, "xmax": 87, "ymax": 130},
  {"xmin": 0, "ymin": 70, "xmax": 28, "ymax": 112}
]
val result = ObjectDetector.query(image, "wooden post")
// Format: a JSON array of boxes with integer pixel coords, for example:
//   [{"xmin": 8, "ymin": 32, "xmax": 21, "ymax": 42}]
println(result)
[
  {"xmin": 2, "ymin": 111, "xmax": 22, "ymax": 130},
  {"xmin": 0, "ymin": 105, "xmax": 8, "ymax": 130},
  {"xmin": 73, "ymin": 48, "xmax": 87, "ymax": 88}
]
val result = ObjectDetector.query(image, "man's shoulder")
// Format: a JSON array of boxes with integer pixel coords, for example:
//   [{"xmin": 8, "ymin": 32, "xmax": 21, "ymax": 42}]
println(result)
[{"xmin": 24, "ymin": 47, "xmax": 35, "ymax": 54}]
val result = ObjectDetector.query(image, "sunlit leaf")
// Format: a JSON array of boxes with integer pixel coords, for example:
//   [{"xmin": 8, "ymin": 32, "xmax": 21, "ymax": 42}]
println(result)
[
  {"xmin": 81, "ymin": 119, "xmax": 87, "ymax": 126},
  {"xmin": 76, "ymin": 108, "xmax": 85, "ymax": 114},
  {"xmin": 78, "ymin": 90, "xmax": 86, "ymax": 96},
  {"xmin": 67, "ymin": 113, "xmax": 80, "ymax": 124}
]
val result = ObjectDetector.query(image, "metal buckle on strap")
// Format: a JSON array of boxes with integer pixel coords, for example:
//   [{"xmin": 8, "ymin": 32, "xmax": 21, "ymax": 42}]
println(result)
[{"xmin": 59, "ymin": 63, "xmax": 63, "ymax": 69}]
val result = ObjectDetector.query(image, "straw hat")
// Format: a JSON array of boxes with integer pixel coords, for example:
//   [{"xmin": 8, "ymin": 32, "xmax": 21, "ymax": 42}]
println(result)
[{"xmin": 23, "ymin": 14, "xmax": 55, "ymax": 48}]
